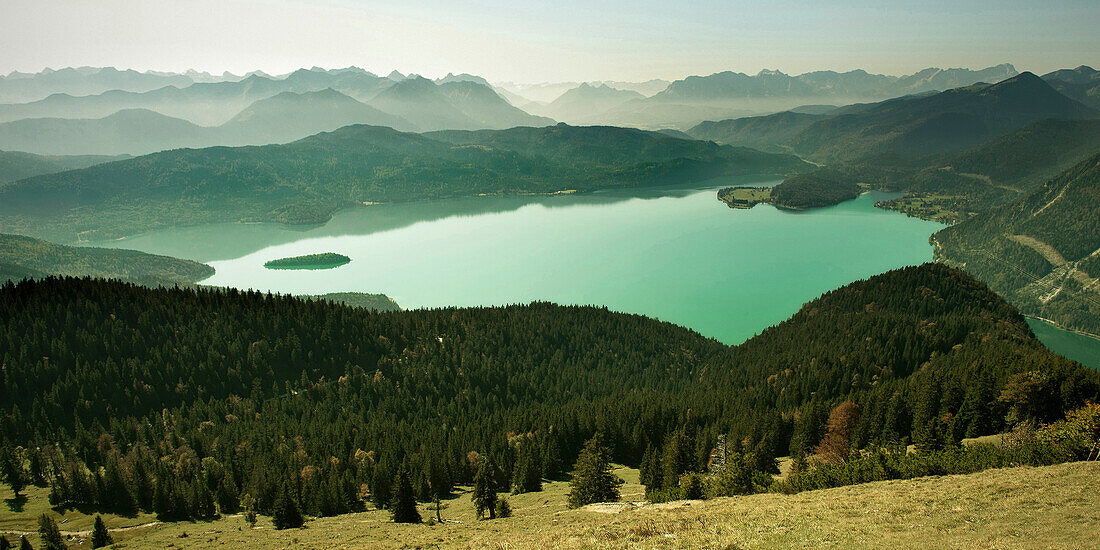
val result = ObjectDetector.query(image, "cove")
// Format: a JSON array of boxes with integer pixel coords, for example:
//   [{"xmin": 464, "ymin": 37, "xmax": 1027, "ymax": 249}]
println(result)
[
  {"xmin": 91, "ymin": 181, "xmax": 947, "ymax": 345},
  {"xmin": 1027, "ymin": 319, "xmax": 1100, "ymax": 371}
]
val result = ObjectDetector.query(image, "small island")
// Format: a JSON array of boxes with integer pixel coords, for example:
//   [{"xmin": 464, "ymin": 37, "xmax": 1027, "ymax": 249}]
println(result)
[
  {"xmin": 719, "ymin": 170, "xmax": 865, "ymax": 211},
  {"xmin": 264, "ymin": 252, "xmax": 351, "ymax": 270}
]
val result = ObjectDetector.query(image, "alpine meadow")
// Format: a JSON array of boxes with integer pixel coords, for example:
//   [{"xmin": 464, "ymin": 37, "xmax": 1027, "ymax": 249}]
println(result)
[{"xmin": 1, "ymin": 1, "xmax": 1099, "ymax": 549}]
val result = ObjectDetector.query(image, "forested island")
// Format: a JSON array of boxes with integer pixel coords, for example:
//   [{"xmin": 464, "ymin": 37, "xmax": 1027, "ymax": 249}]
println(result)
[{"xmin": 264, "ymin": 252, "xmax": 351, "ymax": 270}]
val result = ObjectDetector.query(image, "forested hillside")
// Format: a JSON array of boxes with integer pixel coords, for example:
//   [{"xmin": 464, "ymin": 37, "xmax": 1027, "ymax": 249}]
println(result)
[
  {"xmin": 0, "ymin": 233, "xmax": 213, "ymax": 285},
  {"xmin": 935, "ymin": 153, "xmax": 1100, "ymax": 335},
  {"xmin": 0, "ymin": 124, "xmax": 809, "ymax": 242},
  {"xmin": 0, "ymin": 150, "xmax": 125, "ymax": 184},
  {"xmin": 0, "ymin": 264, "xmax": 1093, "ymax": 522}
]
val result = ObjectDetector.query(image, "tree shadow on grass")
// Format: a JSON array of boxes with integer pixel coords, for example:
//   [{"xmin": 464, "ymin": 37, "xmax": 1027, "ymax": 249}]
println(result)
[{"xmin": 5, "ymin": 494, "xmax": 28, "ymax": 512}]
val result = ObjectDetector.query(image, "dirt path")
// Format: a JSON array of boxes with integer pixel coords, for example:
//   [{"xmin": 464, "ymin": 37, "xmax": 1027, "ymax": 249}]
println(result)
[
  {"xmin": 2, "ymin": 521, "xmax": 161, "ymax": 537},
  {"xmin": 1032, "ymin": 182, "xmax": 1070, "ymax": 218}
]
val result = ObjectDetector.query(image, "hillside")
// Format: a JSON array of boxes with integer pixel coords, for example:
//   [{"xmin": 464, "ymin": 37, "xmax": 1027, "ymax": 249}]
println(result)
[
  {"xmin": 935, "ymin": 153, "xmax": 1100, "ymax": 335},
  {"xmin": 221, "ymin": 88, "xmax": 415, "ymax": 140},
  {"xmin": 790, "ymin": 72, "xmax": 1098, "ymax": 163},
  {"xmin": 0, "ymin": 233, "xmax": 213, "ymax": 285},
  {"xmin": 536, "ymin": 83, "xmax": 644, "ymax": 122},
  {"xmin": 1043, "ymin": 65, "xmax": 1100, "ymax": 109},
  {"xmin": 0, "ymin": 124, "xmax": 809, "ymax": 241},
  {"xmin": 0, "ymin": 108, "xmax": 211, "ymax": 155},
  {"xmin": 437, "ymin": 80, "xmax": 555, "ymax": 129},
  {"xmin": 687, "ymin": 111, "xmax": 828, "ymax": 151},
  {"xmin": 0, "ymin": 265, "xmax": 1094, "ymax": 527},
  {"xmin": 868, "ymin": 118, "xmax": 1100, "ymax": 222},
  {"xmin": 0, "ymin": 150, "xmax": 125, "ymax": 183},
  {"xmin": 7, "ymin": 461, "xmax": 1091, "ymax": 549}
]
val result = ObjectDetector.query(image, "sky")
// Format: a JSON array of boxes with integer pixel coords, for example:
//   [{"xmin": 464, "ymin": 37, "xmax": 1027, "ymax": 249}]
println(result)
[{"xmin": 1, "ymin": 0, "xmax": 1097, "ymax": 83}]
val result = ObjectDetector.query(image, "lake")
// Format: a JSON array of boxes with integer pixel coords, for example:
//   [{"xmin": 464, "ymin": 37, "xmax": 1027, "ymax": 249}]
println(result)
[{"xmin": 94, "ymin": 180, "xmax": 951, "ymax": 345}]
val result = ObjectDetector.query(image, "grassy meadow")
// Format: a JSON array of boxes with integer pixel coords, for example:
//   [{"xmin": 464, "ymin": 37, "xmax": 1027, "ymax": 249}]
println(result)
[{"xmin": 3, "ymin": 462, "xmax": 1098, "ymax": 549}]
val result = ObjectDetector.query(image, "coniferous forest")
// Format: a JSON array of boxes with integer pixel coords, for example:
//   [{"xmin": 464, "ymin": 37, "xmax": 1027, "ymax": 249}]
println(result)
[{"xmin": 1, "ymin": 264, "xmax": 1095, "ymax": 522}]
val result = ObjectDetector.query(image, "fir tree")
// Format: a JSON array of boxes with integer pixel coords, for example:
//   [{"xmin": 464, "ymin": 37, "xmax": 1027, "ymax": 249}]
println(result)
[
  {"xmin": 272, "ymin": 482, "xmax": 303, "ymax": 530},
  {"xmin": 511, "ymin": 439, "xmax": 542, "ymax": 494},
  {"xmin": 1, "ymin": 448, "xmax": 26, "ymax": 498},
  {"xmin": 19, "ymin": 536, "xmax": 32, "ymax": 550},
  {"xmin": 389, "ymin": 465, "xmax": 421, "ymax": 524},
  {"xmin": 472, "ymin": 458, "xmax": 497, "ymax": 519},
  {"xmin": 91, "ymin": 515, "xmax": 112, "ymax": 548},
  {"xmin": 0, "ymin": 535, "xmax": 11, "ymax": 550},
  {"xmin": 567, "ymin": 433, "xmax": 623, "ymax": 508},
  {"xmin": 37, "ymin": 514, "xmax": 65, "ymax": 550}
]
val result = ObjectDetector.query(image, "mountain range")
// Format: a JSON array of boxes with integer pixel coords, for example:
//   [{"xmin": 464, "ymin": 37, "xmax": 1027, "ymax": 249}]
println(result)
[{"xmin": 0, "ymin": 84, "xmax": 553, "ymax": 155}]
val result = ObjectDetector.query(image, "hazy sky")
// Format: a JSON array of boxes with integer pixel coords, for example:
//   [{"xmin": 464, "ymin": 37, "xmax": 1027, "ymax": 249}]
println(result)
[{"xmin": 2, "ymin": 0, "xmax": 1097, "ymax": 83}]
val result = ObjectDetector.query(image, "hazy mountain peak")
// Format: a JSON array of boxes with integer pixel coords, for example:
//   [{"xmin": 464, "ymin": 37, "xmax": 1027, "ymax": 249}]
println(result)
[{"xmin": 387, "ymin": 70, "xmax": 406, "ymax": 80}]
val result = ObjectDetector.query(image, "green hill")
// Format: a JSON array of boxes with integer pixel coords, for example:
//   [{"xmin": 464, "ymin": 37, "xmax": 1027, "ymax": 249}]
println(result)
[
  {"xmin": 1, "ymin": 264, "xmax": 1094, "ymax": 523},
  {"xmin": 935, "ymin": 153, "xmax": 1100, "ymax": 335},
  {"xmin": 687, "ymin": 111, "xmax": 827, "ymax": 152},
  {"xmin": 0, "ymin": 232, "xmax": 213, "ymax": 285},
  {"xmin": 0, "ymin": 123, "xmax": 810, "ymax": 242},
  {"xmin": 0, "ymin": 149, "xmax": 125, "ymax": 184}
]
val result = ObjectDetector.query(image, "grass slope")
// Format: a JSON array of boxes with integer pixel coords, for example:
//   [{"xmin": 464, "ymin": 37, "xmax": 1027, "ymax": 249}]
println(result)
[{"xmin": 6, "ymin": 462, "xmax": 1095, "ymax": 549}]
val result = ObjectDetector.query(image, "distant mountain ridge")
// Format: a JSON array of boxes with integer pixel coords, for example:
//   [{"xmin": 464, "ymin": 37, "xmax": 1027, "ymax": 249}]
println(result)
[
  {"xmin": 1042, "ymin": 65, "xmax": 1100, "ymax": 109},
  {"xmin": 657, "ymin": 64, "xmax": 1019, "ymax": 102},
  {"xmin": 789, "ymin": 72, "xmax": 1098, "ymax": 162},
  {"xmin": 0, "ymin": 83, "xmax": 554, "ymax": 155}
]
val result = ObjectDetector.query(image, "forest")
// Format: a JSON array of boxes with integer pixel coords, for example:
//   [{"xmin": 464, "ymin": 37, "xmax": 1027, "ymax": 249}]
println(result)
[{"xmin": 0, "ymin": 264, "xmax": 1095, "ymax": 524}]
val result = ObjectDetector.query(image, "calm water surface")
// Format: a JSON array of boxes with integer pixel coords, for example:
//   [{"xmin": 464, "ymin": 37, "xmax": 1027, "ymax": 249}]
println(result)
[{"xmin": 94, "ymin": 181, "xmax": 953, "ymax": 344}]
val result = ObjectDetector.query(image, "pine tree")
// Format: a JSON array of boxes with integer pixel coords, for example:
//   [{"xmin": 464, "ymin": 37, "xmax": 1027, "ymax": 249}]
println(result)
[
  {"xmin": 91, "ymin": 515, "xmax": 112, "ymax": 548},
  {"xmin": 472, "ymin": 458, "xmax": 497, "ymax": 519},
  {"xmin": 240, "ymin": 493, "xmax": 258, "ymax": 528},
  {"xmin": 567, "ymin": 433, "xmax": 623, "ymax": 508},
  {"xmin": 1, "ymin": 448, "xmax": 26, "ymax": 498},
  {"xmin": 0, "ymin": 535, "xmax": 11, "ymax": 550},
  {"xmin": 370, "ymin": 465, "xmax": 392, "ymax": 510},
  {"xmin": 37, "ymin": 514, "xmax": 66, "ymax": 550},
  {"xmin": 272, "ymin": 482, "xmax": 303, "ymax": 530},
  {"xmin": 511, "ymin": 439, "xmax": 542, "ymax": 494},
  {"xmin": 389, "ymin": 465, "xmax": 421, "ymax": 523},
  {"xmin": 541, "ymin": 431, "xmax": 563, "ymax": 480},
  {"xmin": 19, "ymin": 536, "xmax": 32, "ymax": 550}
]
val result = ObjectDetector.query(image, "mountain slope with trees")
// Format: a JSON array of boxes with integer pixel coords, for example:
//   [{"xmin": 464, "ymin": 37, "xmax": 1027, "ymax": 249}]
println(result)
[
  {"xmin": 934, "ymin": 153, "xmax": 1100, "ymax": 335},
  {"xmin": 0, "ymin": 264, "xmax": 1094, "ymax": 524},
  {"xmin": 0, "ymin": 233, "xmax": 213, "ymax": 285},
  {"xmin": 0, "ymin": 124, "xmax": 810, "ymax": 242},
  {"xmin": 790, "ymin": 72, "xmax": 1097, "ymax": 163},
  {"xmin": 0, "ymin": 150, "xmax": 125, "ymax": 184}
]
